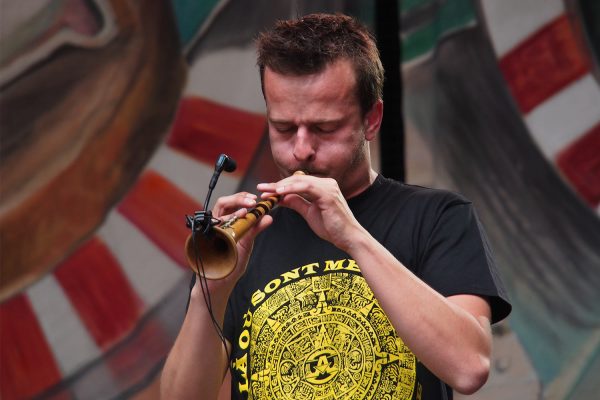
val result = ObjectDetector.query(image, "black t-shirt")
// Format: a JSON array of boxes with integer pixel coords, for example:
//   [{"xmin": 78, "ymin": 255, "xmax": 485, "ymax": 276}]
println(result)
[{"xmin": 223, "ymin": 175, "xmax": 511, "ymax": 399}]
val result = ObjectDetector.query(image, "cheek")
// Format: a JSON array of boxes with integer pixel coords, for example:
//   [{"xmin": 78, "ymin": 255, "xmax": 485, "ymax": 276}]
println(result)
[
  {"xmin": 269, "ymin": 135, "xmax": 291, "ymax": 161},
  {"xmin": 327, "ymin": 134, "xmax": 365, "ymax": 166},
  {"xmin": 324, "ymin": 136, "xmax": 355, "ymax": 158}
]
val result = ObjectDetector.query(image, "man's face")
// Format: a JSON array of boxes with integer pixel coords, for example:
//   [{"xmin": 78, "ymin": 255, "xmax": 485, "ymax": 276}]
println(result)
[{"xmin": 264, "ymin": 59, "xmax": 380, "ymax": 198}]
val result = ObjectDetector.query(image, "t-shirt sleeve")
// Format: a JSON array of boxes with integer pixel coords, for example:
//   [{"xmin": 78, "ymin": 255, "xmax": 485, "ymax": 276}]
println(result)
[{"xmin": 419, "ymin": 201, "xmax": 511, "ymax": 323}]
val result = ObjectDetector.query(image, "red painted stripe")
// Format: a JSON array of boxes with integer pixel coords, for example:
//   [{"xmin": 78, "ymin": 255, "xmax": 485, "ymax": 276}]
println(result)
[
  {"xmin": 556, "ymin": 124, "xmax": 600, "ymax": 207},
  {"xmin": 0, "ymin": 295, "xmax": 62, "ymax": 398},
  {"xmin": 117, "ymin": 170, "xmax": 201, "ymax": 268},
  {"xmin": 106, "ymin": 318, "xmax": 171, "ymax": 387},
  {"xmin": 54, "ymin": 237, "xmax": 143, "ymax": 349},
  {"xmin": 499, "ymin": 15, "xmax": 589, "ymax": 114},
  {"xmin": 167, "ymin": 96, "xmax": 266, "ymax": 173}
]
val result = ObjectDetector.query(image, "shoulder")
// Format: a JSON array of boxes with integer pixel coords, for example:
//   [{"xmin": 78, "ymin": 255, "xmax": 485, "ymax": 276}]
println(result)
[
  {"xmin": 371, "ymin": 175, "xmax": 472, "ymax": 213},
  {"xmin": 351, "ymin": 175, "xmax": 477, "ymax": 241}
]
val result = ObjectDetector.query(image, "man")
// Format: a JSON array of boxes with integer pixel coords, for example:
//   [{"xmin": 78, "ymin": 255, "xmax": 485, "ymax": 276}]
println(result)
[{"xmin": 161, "ymin": 13, "xmax": 511, "ymax": 400}]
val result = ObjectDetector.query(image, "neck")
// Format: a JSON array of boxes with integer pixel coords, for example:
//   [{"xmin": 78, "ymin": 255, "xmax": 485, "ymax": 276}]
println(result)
[{"xmin": 343, "ymin": 167, "xmax": 377, "ymax": 200}]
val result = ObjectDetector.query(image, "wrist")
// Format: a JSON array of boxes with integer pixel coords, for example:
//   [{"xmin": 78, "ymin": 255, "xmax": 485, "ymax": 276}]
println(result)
[
  {"xmin": 338, "ymin": 223, "xmax": 371, "ymax": 255},
  {"xmin": 189, "ymin": 276, "xmax": 232, "ymax": 318}
]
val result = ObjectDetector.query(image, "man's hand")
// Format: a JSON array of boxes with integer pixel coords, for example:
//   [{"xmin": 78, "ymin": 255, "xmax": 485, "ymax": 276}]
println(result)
[
  {"xmin": 210, "ymin": 191, "xmax": 273, "ymax": 283},
  {"xmin": 257, "ymin": 175, "xmax": 365, "ymax": 252}
]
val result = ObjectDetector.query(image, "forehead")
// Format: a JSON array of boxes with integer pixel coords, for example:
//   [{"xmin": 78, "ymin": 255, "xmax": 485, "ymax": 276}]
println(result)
[{"xmin": 263, "ymin": 59, "xmax": 359, "ymax": 117}]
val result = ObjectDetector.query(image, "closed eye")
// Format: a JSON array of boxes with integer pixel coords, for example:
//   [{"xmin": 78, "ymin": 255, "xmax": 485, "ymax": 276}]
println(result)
[
  {"xmin": 271, "ymin": 123, "xmax": 297, "ymax": 134},
  {"xmin": 313, "ymin": 123, "xmax": 338, "ymax": 134}
]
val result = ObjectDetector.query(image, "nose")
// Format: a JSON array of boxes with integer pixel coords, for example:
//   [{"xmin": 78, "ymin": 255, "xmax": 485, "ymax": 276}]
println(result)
[{"xmin": 293, "ymin": 127, "xmax": 316, "ymax": 162}]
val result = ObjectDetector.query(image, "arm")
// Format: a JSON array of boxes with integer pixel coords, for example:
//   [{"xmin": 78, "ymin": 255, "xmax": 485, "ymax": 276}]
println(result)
[
  {"xmin": 258, "ymin": 175, "xmax": 493, "ymax": 394},
  {"xmin": 160, "ymin": 278, "xmax": 233, "ymax": 399},
  {"xmin": 161, "ymin": 192, "xmax": 271, "ymax": 399},
  {"xmin": 348, "ymin": 232, "xmax": 492, "ymax": 394}
]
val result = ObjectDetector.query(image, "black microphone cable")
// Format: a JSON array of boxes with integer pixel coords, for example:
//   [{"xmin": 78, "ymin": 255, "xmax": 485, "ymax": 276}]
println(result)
[{"xmin": 185, "ymin": 153, "xmax": 237, "ymax": 377}]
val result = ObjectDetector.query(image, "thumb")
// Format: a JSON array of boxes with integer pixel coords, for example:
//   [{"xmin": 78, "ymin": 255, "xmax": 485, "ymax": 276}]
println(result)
[
  {"xmin": 238, "ymin": 214, "xmax": 273, "ymax": 253},
  {"xmin": 279, "ymin": 194, "xmax": 310, "ymax": 217}
]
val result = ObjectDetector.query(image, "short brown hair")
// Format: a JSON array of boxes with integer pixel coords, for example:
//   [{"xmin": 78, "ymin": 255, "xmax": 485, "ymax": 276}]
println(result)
[{"xmin": 256, "ymin": 13, "xmax": 384, "ymax": 115}]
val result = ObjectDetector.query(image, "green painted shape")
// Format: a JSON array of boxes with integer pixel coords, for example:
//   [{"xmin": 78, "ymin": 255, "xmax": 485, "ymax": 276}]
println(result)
[
  {"xmin": 402, "ymin": 0, "xmax": 434, "ymax": 13},
  {"xmin": 170, "ymin": 0, "xmax": 221, "ymax": 47},
  {"xmin": 401, "ymin": 0, "xmax": 476, "ymax": 62}
]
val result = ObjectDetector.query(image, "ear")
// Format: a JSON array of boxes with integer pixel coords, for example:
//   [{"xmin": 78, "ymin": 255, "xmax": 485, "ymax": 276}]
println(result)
[{"xmin": 363, "ymin": 99, "xmax": 383, "ymax": 141}]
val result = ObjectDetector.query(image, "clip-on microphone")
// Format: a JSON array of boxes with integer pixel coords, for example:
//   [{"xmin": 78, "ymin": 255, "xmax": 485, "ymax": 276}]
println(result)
[
  {"xmin": 186, "ymin": 153, "xmax": 237, "ymax": 236},
  {"xmin": 184, "ymin": 154, "xmax": 237, "ymax": 350}
]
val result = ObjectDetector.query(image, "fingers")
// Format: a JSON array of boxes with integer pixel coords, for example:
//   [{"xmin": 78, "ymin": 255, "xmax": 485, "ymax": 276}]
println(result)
[
  {"xmin": 257, "ymin": 175, "xmax": 338, "ymax": 203},
  {"xmin": 237, "ymin": 215, "xmax": 273, "ymax": 251},
  {"xmin": 233, "ymin": 214, "xmax": 273, "ymax": 279},
  {"xmin": 213, "ymin": 192, "xmax": 257, "ymax": 218},
  {"xmin": 279, "ymin": 193, "xmax": 311, "ymax": 215}
]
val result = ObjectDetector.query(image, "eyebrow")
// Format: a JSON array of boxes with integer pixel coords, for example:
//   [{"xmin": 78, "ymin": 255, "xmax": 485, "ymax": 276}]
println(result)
[{"xmin": 268, "ymin": 117, "xmax": 342, "ymax": 125}]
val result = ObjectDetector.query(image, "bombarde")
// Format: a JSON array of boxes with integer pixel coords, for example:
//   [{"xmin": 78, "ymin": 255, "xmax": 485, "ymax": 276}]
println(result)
[{"xmin": 184, "ymin": 171, "xmax": 304, "ymax": 279}]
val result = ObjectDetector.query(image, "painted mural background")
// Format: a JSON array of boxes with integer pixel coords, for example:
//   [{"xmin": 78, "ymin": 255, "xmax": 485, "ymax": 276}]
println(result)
[{"xmin": 0, "ymin": 1, "xmax": 598, "ymax": 399}]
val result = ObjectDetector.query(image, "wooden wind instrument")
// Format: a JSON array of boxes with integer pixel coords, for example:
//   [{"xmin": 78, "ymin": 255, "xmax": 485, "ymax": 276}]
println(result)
[{"xmin": 184, "ymin": 171, "xmax": 304, "ymax": 279}]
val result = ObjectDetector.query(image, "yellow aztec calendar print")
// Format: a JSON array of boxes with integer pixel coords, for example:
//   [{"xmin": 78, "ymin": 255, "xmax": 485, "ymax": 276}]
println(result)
[{"xmin": 232, "ymin": 259, "xmax": 416, "ymax": 399}]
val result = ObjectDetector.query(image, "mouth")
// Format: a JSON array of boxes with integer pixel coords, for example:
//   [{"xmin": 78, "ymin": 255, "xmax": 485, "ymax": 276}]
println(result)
[{"xmin": 289, "ymin": 169, "xmax": 326, "ymax": 178}]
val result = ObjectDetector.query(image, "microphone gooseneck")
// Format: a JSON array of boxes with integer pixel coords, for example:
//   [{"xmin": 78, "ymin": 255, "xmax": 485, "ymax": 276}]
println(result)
[{"xmin": 185, "ymin": 153, "xmax": 238, "ymax": 236}]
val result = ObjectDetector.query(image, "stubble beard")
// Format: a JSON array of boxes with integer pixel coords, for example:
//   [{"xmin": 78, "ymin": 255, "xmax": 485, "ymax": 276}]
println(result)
[
  {"xmin": 337, "ymin": 129, "xmax": 369, "ymax": 192},
  {"xmin": 274, "ymin": 127, "xmax": 369, "ymax": 185}
]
